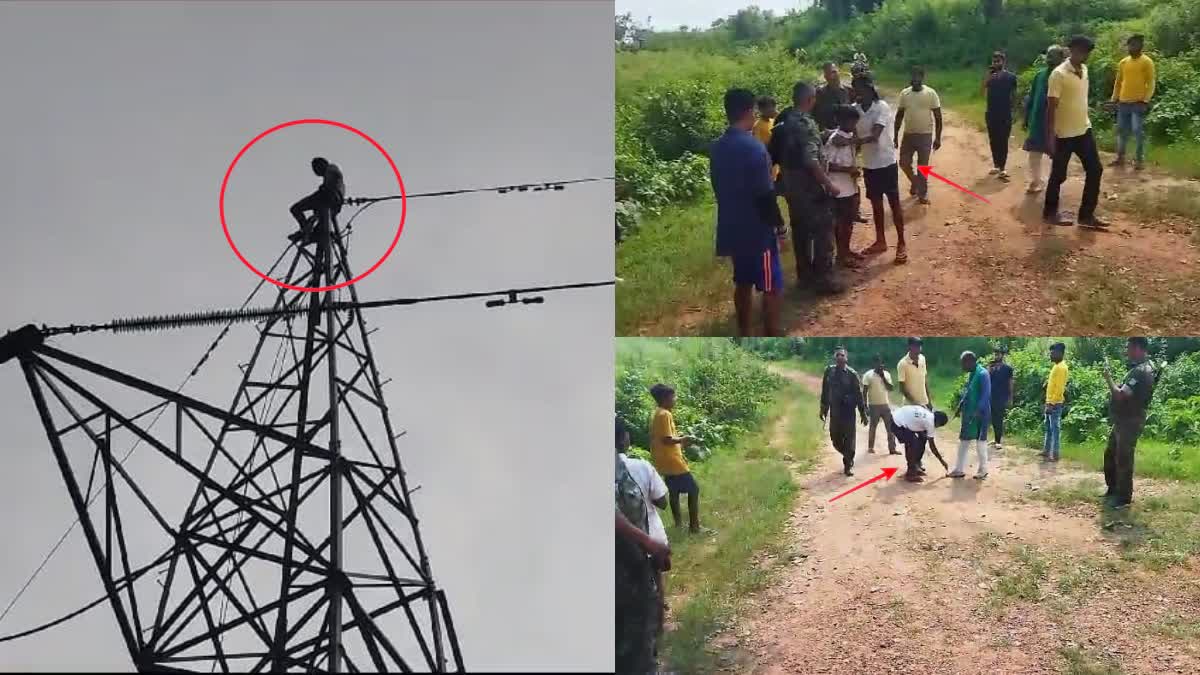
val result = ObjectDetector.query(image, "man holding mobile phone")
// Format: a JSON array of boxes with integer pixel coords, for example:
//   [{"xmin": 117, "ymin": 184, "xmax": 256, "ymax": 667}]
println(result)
[{"xmin": 981, "ymin": 51, "xmax": 1019, "ymax": 181}]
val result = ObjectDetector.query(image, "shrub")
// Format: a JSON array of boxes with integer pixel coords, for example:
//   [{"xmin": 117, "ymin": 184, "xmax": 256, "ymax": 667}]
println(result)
[{"xmin": 615, "ymin": 339, "xmax": 784, "ymax": 462}]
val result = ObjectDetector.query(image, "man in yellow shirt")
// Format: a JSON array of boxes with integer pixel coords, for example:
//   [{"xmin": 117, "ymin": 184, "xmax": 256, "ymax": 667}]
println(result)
[
  {"xmin": 894, "ymin": 66, "xmax": 943, "ymax": 205},
  {"xmin": 1044, "ymin": 35, "xmax": 1108, "ymax": 229},
  {"xmin": 752, "ymin": 96, "xmax": 781, "ymax": 181},
  {"xmin": 897, "ymin": 337, "xmax": 933, "ymax": 409},
  {"xmin": 648, "ymin": 383, "xmax": 702, "ymax": 533},
  {"xmin": 862, "ymin": 353, "xmax": 899, "ymax": 455},
  {"xmin": 1110, "ymin": 34, "xmax": 1155, "ymax": 170},
  {"xmin": 1043, "ymin": 342, "xmax": 1069, "ymax": 461}
]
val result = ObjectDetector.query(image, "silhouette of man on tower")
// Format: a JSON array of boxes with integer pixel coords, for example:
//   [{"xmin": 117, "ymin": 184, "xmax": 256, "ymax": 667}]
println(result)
[{"xmin": 288, "ymin": 157, "xmax": 345, "ymax": 245}]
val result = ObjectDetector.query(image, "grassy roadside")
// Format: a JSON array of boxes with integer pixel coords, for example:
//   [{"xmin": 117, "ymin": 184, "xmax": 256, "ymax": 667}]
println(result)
[
  {"xmin": 616, "ymin": 199, "xmax": 802, "ymax": 336},
  {"xmin": 660, "ymin": 377, "xmax": 822, "ymax": 673}
]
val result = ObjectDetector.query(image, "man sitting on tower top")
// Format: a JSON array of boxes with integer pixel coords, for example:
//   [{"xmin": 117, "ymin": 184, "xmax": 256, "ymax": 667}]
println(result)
[{"xmin": 288, "ymin": 157, "xmax": 345, "ymax": 246}]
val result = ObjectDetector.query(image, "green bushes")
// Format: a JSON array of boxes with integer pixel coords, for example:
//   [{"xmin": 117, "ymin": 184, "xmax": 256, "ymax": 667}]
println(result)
[
  {"xmin": 615, "ymin": 338, "xmax": 783, "ymax": 458},
  {"xmin": 951, "ymin": 341, "xmax": 1200, "ymax": 447},
  {"xmin": 618, "ymin": 0, "xmax": 1200, "ymax": 203},
  {"xmin": 615, "ymin": 48, "xmax": 804, "ymax": 240}
]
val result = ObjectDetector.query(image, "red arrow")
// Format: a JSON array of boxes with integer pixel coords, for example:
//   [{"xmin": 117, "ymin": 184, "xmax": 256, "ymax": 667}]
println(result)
[
  {"xmin": 918, "ymin": 165, "xmax": 991, "ymax": 204},
  {"xmin": 828, "ymin": 466, "xmax": 899, "ymax": 503}
]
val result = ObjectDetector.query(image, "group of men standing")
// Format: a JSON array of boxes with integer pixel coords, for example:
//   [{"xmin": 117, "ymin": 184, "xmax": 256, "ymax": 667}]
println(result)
[
  {"xmin": 816, "ymin": 338, "xmax": 1157, "ymax": 508},
  {"xmin": 985, "ymin": 34, "xmax": 1156, "ymax": 228},
  {"xmin": 711, "ymin": 60, "xmax": 949, "ymax": 337}
]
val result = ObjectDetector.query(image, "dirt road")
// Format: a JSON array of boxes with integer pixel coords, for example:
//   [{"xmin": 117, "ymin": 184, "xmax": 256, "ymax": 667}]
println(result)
[
  {"xmin": 663, "ymin": 105, "xmax": 1200, "ymax": 336},
  {"xmin": 714, "ymin": 369, "xmax": 1200, "ymax": 674}
]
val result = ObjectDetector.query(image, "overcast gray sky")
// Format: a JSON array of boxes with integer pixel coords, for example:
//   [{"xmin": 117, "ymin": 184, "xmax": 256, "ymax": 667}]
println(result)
[
  {"xmin": 616, "ymin": 0, "xmax": 809, "ymax": 30},
  {"xmin": 0, "ymin": 1, "xmax": 612, "ymax": 671}
]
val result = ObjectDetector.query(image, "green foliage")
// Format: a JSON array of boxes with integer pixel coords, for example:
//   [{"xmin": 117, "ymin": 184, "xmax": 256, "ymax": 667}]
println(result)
[
  {"xmin": 981, "ymin": 341, "xmax": 1200, "ymax": 448},
  {"xmin": 615, "ymin": 47, "xmax": 806, "ymax": 241},
  {"xmin": 615, "ymin": 338, "xmax": 784, "ymax": 459},
  {"xmin": 1147, "ymin": 0, "xmax": 1200, "ymax": 57},
  {"xmin": 617, "ymin": 0, "xmax": 1200, "ymax": 223}
]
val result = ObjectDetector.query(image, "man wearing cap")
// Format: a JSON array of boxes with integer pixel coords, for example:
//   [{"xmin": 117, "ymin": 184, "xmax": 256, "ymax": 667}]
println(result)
[
  {"xmin": 892, "ymin": 404, "xmax": 950, "ymax": 482},
  {"xmin": 1043, "ymin": 342, "xmax": 1069, "ymax": 461},
  {"xmin": 897, "ymin": 338, "xmax": 933, "ymax": 410},
  {"xmin": 950, "ymin": 351, "xmax": 991, "ymax": 479},
  {"xmin": 820, "ymin": 346, "xmax": 869, "ymax": 476},
  {"xmin": 988, "ymin": 346, "xmax": 1015, "ymax": 450},
  {"xmin": 1101, "ymin": 337, "xmax": 1158, "ymax": 508}
]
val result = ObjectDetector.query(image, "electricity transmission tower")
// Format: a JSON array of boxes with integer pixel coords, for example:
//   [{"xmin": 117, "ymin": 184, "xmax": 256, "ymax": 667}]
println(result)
[{"xmin": 0, "ymin": 182, "xmax": 610, "ymax": 672}]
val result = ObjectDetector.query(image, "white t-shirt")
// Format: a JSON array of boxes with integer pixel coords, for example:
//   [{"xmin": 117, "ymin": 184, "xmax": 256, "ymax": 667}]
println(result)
[
  {"xmin": 621, "ymin": 454, "xmax": 669, "ymax": 545},
  {"xmin": 823, "ymin": 129, "xmax": 858, "ymax": 198},
  {"xmin": 892, "ymin": 405, "xmax": 937, "ymax": 435},
  {"xmin": 855, "ymin": 100, "xmax": 897, "ymax": 169}
]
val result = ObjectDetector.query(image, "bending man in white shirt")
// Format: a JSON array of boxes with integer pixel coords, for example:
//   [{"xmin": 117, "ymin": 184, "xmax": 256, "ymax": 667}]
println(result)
[{"xmin": 892, "ymin": 405, "xmax": 950, "ymax": 482}]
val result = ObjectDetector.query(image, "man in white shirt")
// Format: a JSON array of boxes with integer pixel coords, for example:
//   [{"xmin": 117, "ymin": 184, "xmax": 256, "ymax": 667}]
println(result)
[
  {"xmin": 892, "ymin": 405, "xmax": 950, "ymax": 482},
  {"xmin": 851, "ymin": 75, "xmax": 908, "ymax": 265},
  {"xmin": 617, "ymin": 419, "xmax": 670, "ymax": 615},
  {"xmin": 861, "ymin": 353, "xmax": 900, "ymax": 455},
  {"xmin": 823, "ymin": 106, "xmax": 864, "ymax": 269},
  {"xmin": 894, "ymin": 66, "xmax": 943, "ymax": 205}
]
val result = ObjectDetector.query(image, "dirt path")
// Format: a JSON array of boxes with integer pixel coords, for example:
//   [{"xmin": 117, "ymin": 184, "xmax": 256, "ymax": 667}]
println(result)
[
  {"xmin": 657, "ymin": 105, "xmax": 1200, "ymax": 336},
  {"xmin": 715, "ymin": 368, "xmax": 1200, "ymax": 675}
]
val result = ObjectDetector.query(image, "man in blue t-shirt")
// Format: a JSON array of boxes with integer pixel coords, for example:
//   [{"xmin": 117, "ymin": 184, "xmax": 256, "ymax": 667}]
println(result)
[
  {"xmin": 711, "ymin": 88, "xmax": 788, "ymax": 337},
  {"xmin": 988, "ymin": 346, "xmax": 1015, "ymax": 449},
  {"xmin": 981, "ymin": 51, "xmax": 1019, "ymax": 181}
]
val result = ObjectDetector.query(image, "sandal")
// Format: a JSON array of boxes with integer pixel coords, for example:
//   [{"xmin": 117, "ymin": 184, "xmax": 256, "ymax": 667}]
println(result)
[
  {"xmin": 861, "ymin": 242, "xmax": 888, "ymax": 256},
  {"xmin": 894, "ymin": 248, "xmax": 908, "ymax": 265}
]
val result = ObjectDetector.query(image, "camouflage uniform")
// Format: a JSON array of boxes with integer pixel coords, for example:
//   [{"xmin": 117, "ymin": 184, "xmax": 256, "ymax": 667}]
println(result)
[
  {"xmin": 821, "ymin": 364, "xmax": 868, "ymax": 472},
  {"xmin": 1104, "ymin": 359, "xmax": 1157, "ymax": 505},
  {"xmin": 615, "ymin": 455, "xmax": 659, "ymax": 673},
  {"xmin": 771, "ymin": 107, "xmax": 836, "ymax": 288},
  {"xmin": 813, "ymin": 82, "xmax": 853, "ymax": 131}
]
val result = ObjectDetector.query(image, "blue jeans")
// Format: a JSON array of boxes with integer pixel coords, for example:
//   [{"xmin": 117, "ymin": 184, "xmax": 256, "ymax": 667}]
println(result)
[
  {"xmin": 1044, "ymin": 404, "xmax": 1063, "ymax": 458},
  {"xmin": 1116, "ymin": 103, "xmax": 1147, "ymax": 163}
]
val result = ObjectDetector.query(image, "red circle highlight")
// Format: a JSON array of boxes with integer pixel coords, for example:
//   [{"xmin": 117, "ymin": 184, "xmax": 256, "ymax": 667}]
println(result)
[{"xmin": 219, "ymin": 119, "xmax": 406, "ymax": 292}]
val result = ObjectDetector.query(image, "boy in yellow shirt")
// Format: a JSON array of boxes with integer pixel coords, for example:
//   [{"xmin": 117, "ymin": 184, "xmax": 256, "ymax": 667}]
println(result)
[
  {"xmin": 752, "ymin": 96, "xmax": 781, "ymax": 181},
  {"xmin": 1043, "ymin": 342, "xmax": 1069, "ymax": 461},
  {"xmin": 1110, "ymin": 34, "xmax": 1156, "ymax": 170},
  {"xmin": 648, "ymin": 383, "xmax": 702, "ymax": 533}
]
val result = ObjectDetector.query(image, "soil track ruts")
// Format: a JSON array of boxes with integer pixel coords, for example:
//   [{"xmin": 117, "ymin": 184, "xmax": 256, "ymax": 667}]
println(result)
[{"xmin": 660, "ymin": 104, "xmax": 1200, "ymax": 337}]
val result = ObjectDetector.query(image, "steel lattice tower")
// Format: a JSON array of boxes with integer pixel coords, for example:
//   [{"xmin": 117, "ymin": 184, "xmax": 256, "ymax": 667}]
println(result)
[{"xmin": 3, "ymin": 210, "xmax": 464, "ymax": 672}]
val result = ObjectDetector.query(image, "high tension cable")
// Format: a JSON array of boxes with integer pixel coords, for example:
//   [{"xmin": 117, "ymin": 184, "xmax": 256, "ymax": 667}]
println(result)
[{"xmin": 34, "ymin": 280, "xmax": 615, "ymax": 338}]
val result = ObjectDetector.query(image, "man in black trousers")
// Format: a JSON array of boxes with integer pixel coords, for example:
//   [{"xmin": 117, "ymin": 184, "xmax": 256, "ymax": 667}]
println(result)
[{"xmin": 981, "ymin": 50, "xmax": 1018, "ymax": 182}]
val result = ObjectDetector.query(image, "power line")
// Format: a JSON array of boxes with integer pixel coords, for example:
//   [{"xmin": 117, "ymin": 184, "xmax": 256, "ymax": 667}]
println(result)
[
  {"xmin": 342, "ymin": 176, "xmax": 613, "ymax": 206},
  {"xmin": 0, "ymin": 175, "xmax": 615, "ymax": 653},
  {"xmin": 38, "ymin": 280, "xmax": 615, "ymax": 337},
  {"xmin": 0, "ymin": 248, "xmax": 293, "ymax": 633}
]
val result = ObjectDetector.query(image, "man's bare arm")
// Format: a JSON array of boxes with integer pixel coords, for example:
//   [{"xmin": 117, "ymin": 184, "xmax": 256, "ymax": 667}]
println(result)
[
  {"xmin": 933, "ymin": 108, "xmax": 944, "ymax": 148},
  {"xmin": 1046, "ymin": 97, "xmax": 1058, "ymax": 147}
]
